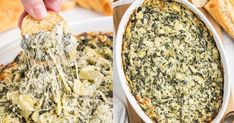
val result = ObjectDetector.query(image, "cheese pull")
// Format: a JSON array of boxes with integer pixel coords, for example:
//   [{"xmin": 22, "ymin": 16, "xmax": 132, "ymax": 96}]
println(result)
[{"xmin": 20, "ymin": 12, "xmax": 77, "ymax": 64}]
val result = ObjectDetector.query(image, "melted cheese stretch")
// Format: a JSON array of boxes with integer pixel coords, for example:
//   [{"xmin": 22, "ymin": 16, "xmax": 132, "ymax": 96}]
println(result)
[
  {"xmin": 122, "ymin": 0, "xmax": 224, "ymax": 122},
  {"xmin": 0, "ymin": 29, "xmax": 113, "ymax": 123},
  {"xmin": 21, "ymin": 23, "xmax": 77, "ymax": 62}
]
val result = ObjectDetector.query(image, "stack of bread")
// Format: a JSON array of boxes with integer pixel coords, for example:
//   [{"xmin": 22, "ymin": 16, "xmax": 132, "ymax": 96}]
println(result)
[{"xmin": 191, "ymin": 0, "xmax": 234, "ymax": 39}]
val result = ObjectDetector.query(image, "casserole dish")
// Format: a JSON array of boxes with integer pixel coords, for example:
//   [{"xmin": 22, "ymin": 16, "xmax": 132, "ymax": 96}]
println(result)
[{"xmin": 114, "ymin": 0, "xmax": 230, "ymax": 122}]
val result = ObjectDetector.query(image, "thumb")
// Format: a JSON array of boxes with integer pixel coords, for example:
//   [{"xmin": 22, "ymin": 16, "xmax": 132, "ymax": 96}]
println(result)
[{"xmin": 20, "ymin": 0, "xmax": 47, "ymax": 20}]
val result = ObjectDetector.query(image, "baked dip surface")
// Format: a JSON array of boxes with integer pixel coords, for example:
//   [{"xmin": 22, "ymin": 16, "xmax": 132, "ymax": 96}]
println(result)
[
  {"xmin": 0, "ymin": 30, "xmax": 113, "ymax": 122},
  {"xmin": 122, "ymin": 0, "xmax": 224, "ymax": 122}
]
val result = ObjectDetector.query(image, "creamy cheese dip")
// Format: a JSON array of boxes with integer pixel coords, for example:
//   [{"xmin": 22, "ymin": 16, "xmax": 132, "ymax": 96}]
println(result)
[
  {"xmin": 0, "ymin": 24, "xmax": 113, "ymax": 123},
  {"xmin": 122, "ymin": 0, "xmax": 224, "ymax": 122}
]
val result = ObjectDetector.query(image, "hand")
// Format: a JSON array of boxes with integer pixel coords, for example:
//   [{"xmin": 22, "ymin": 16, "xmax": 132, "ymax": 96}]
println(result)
[{"xmin": 18, "ymin": 0, "xmax": 62, "ymax": 27}]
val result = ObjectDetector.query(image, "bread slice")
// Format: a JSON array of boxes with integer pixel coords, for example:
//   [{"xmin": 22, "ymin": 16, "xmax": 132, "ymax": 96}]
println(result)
[
  {"xmin": 21, "ymin": 12, "xmax": 67, "ymax": 36},
  {"xmin": 205, "ymin": 0, "xmax": 234, "ymax": 39},
  {"xmin": 76, "ymin": 0, "xmax": 91, "ymax": 9},
  {"xmin": 86, "ymin": 0, "xmax": 101, "ymax": 12},
  {"xmin": 190, "ymin": 0, "xmax": 209, "ymax": 8},
  {"xmin": 92, "ymin": 0, "xmax": 112, "ymax": 15},
  {"xmin": 61, "ymin": 0, "xmax": 76, "ymax": 11},
  {"xmin": 101, "ymin": 0, "xmax": 113, "ymax": 15},
  {"xmin": 0, "ymin": 0, "xmax": 23, "ymax": 32},
  {"xmin": 76, "ymin": 0, "xmax": 112, "ymax": 15}
]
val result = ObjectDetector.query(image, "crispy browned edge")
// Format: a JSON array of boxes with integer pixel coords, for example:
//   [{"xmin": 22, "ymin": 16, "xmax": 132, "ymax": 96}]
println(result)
[{"xmin": 0, "ymin": 60, "xmax": 19, "ymax": 81}]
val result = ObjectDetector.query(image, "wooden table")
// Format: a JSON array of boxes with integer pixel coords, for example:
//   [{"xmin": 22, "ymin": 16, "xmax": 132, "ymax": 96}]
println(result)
[{"xmin": 113, "ymin": 1, "xmax": 234, "ymax": 123}]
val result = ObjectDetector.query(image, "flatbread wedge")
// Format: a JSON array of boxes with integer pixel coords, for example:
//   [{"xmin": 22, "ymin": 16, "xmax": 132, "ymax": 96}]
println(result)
[
  {"xmin": 205, "ymin": 0, "xmax": 234, "ymax": 39},
  {"xmin": 86, "ymin": 0, "xmax": 101, "ymax": 12},
  {"xmin": 76, "ymin": 0, "xmax": 112, "ymax": 15},
  {"xmin": 92, "ymin": 0, "xmax": 112, "ymax": 15},
  {"xmin": 101, "ymin": 0, "xmax": 113, "ymax": 15},
  {"xmin": 21, "ymin": 12, "xmax": 67, "ymax": 36},
  {"xmin": 61, "ymin": 0, "xmax": 76, "ymax": 10},
  {"xmin": 76, "ymin": 0, "xmax": 91, "ymax": 9}
]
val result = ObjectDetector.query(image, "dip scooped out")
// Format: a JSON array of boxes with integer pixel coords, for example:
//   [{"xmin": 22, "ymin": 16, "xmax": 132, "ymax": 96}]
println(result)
[
  {"xmin": 0, "ymin": 12, "xmax": 113, "ymax": 122},
  {"xmin": 21, "ymin": 12, "xmax": 77, "ymax": 63}
]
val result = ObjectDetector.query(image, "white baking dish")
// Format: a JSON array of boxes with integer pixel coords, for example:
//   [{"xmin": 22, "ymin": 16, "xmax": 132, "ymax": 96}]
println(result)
[
  {"xmin": 0, "ymin": 17, "xmax": 113, "ymax": 65},
  {"xmin": 114, "ymin": 0, "xmax": 231, "ymax": 122}
]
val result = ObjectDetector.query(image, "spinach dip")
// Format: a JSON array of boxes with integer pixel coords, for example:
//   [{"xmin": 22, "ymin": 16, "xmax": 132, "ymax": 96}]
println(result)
[
  {"xmin": 0, "ymin": 27, "xmax": 113, "ymax": 123},
  {"xmin": 122, "ymin": 0, "xmax": 224, "ymax": 122}
]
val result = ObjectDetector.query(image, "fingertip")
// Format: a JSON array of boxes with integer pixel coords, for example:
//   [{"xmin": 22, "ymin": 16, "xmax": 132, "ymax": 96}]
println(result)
[
  {"xmin": 18, "ymin": 11, "xmax": 27, "ymax": 29},
  {"xmin": 44, "ymin": 0, "xmax": 62, "ymax": 12},
  {"xmin": 21, "ymin": 0, "xmax": 48, "ymax": 20},
  {"xmin": 29, "ymin": 4, "xmax": 48, "ymax": 20}
]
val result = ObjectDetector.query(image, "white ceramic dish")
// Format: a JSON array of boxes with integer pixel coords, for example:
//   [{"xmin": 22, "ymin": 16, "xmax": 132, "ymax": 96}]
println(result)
[
  {"xmin": 0, "ymin": 17, "xmax": 113, "ymax": 65},
  {"xmin": 114, "ymin": 0, "xmax": 231, "ymax": 122}
]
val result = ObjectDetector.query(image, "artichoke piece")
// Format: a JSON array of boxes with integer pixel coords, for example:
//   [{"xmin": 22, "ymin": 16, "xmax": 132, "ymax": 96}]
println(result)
[
  {"xmin": 1, "ymin": 115, "xmax": 10, "ymax": 123},
  {"xmin": 1, "ymin": 115, "xmax": 21, "ymax": 123},
  {"xmin": 79, "ymin": 66, "xmax": 103, "ymax": 81},
  {"xmin": 18, "ymin": 94, "xmax": 35, "ymax": 112},
  {"xmin": 84, "ymin": 47, "xmax": 98, "ymax": 57},
  {"xmin": 7, "ymin": 92, "xmax": 36, "ymax": 118},
  {"xmin": 31, "ymin": 111, "xmax": 40, "ymax": 122}
]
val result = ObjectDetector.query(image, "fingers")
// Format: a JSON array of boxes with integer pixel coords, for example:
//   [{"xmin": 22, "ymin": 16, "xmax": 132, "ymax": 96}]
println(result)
[
  {"xmin": 19, "ymin": 0, "xmax": 62, "ymax": 28},
  {"xmin": 18, "ymin": 11, "xmax": 27, "ymax": 28},
  {"xmin": 20, "ymin": 0, "xmax": 47, "ymax": 20},
  {"xmin": 44, "ymin": 0, "xmax": 63, "ymax": 12}
]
